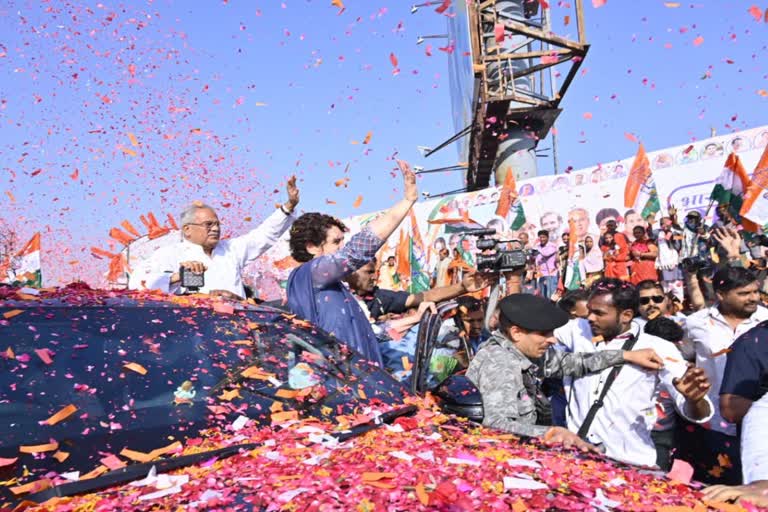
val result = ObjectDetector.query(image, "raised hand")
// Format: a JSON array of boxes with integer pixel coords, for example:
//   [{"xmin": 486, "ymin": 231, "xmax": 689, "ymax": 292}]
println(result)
[
  {"xmin": 711, "ymin": 226, "xmax": 741, "ymax": 260},
  {"xmin": 397, "ymin": 160, "xmax": 418, "ymax": 203},
  {"xmin": 285, "ymin": 175, "xmax": 300, "ymax": 213},
  {"xmin": 673, "ymin": 366, "xmax": 711, "ymax": 402},
  {"xmin": 668, "ymin": 205, "xmax": 677, "ymax": 218}
]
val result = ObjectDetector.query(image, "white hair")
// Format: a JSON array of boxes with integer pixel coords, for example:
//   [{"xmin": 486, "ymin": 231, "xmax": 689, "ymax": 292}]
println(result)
[
  {"xmin": 179, "ymin": 203, "xmax": 216, "ymax": 239},
  {"xmin": 180, "ymin": 203, "xmax": 216, "ymax": 226}
]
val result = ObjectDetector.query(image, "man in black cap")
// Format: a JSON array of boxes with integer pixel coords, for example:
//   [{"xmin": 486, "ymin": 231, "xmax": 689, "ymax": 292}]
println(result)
[{"xmin": 466, "ymin": 293, "xmax": 665, "ymax": 448}]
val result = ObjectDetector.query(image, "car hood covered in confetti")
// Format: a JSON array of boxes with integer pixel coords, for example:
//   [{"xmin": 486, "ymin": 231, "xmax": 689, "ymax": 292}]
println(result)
[{"xmin": 1, "ymin": 285, "xmax": 765, "ymax": 511}]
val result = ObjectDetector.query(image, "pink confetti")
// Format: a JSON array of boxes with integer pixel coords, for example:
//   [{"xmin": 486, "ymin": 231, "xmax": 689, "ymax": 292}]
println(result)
[
  {"xmin": 748, "ymin": 5, "xmax": 764, "ymax": 21},
  {"xmin": 100, "ymin": 454, "xmax": 126, "ymax": 470},
  {"xmin": 494, "ymin": 24, "xmax": 505, "ymax": 43},
  {"xmin": 666, "ymin": 459, "xmax": 694, "ymax": 484},
  {"xmin": 35, "ymin": 348, "xmax": 53, "ymax": 365}
]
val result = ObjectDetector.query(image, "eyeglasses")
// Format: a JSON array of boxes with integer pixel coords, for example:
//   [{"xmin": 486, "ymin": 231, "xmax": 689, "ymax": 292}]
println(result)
[
  {"xmin": 186, "ymin": 221, "xmax": 221, "ymax": 230},
  {"xmin": 639, "ymin": 295, "xmax": 665, "ymax": 305}
]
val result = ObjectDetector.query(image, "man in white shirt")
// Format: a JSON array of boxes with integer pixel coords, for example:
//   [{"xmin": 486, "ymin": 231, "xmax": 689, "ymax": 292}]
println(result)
[
  {"xmin": 702, "ymin": 393, "xmax": 768, "ymax": 507},
  {"xmin": 740, "ymin": 393, "xmax": 768, "ymax": 486},
  {"xmin": 555, "ymin": 278, "xmax": 713, "ymax": 468},
  {"xmin": 719, "ymin": 319, "xmax": 768, "ymax": 485},
  {"xmin": 684, "ymin": 266, "xmax": 768, "ymax": 484},
  {"xmin": 129, "ymin": 176, "xmax": 299, "ymax": 298}
]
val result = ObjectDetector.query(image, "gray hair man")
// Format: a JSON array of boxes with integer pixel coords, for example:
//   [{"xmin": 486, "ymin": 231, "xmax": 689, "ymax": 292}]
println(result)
[{"xmin": 129, "ymin": 176, "xmax": 299, "ymax": 298}]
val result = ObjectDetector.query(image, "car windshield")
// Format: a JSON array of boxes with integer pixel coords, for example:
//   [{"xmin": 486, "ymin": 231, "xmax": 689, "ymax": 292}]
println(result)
[{"xmin": 0, "ymin": 301, "xmax": 405, "ymax": 497}]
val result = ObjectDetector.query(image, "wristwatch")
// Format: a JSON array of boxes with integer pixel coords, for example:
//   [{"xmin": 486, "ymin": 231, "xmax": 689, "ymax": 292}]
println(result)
[{"xmin": 280, "ymin": 204, "xmax": 294, "ymax": 216}]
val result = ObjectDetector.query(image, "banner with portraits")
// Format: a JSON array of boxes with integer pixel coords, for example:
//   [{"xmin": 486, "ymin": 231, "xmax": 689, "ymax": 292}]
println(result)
[{"xmin": 250, "ymin": 125, "xmax": 768, "ymax": 300}]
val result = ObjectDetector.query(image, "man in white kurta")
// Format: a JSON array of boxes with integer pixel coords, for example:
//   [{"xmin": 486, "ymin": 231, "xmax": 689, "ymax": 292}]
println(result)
[{"xmin": 129, "ymin": 177, "xmax": 299, "ymax": 298}]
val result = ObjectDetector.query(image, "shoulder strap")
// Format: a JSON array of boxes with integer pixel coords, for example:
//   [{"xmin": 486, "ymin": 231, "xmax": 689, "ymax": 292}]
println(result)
[{"xmin": 576, "ymin": 333, "xmax": 638, "ymax": 440}]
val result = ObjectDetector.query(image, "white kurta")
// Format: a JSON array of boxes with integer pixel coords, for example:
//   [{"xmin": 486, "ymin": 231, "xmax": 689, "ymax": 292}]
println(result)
[{"xmin": 129, "ymin": 208, "xmax": 294, "ymax": 297}]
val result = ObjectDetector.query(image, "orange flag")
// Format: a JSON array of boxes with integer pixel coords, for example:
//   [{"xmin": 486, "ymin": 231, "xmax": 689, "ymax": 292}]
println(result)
[
  {"xmin": 495, "ymin": 168, "xmax": 516, "ymax": 218},
  {"xmin": 395, "ymin": 228, "xmax": 411, "ymax": 288},
  {"xmin": 739, "ymin": 145, "xmax": 768, "ymax": 227}
]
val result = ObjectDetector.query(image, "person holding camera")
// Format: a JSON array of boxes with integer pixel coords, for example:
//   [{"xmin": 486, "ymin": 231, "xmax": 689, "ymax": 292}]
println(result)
[{"xmin": 129, "ymin": 177, "xmax": 300, "ymax": 299}]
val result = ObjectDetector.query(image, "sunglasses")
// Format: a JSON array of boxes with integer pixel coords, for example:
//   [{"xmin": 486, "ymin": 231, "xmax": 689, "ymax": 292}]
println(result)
[{"xmin": 639, "ymin": 295, "xmax": 665, "ymax": 305}]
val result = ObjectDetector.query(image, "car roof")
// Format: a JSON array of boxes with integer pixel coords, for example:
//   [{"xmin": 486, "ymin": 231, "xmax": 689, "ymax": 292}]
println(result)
[{"xmin": 0, "ymin": 284, "xmax": 282, "ymax": 314}]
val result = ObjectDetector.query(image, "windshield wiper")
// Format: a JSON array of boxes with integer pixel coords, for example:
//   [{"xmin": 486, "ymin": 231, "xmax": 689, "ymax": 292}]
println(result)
[
  {"xmin": 333, "ymin": 404, "xmax": 417, "ymax": 442},
  {"xmin": 24, "ymin": 442, "xmax": 258, "ymax": 504},
  {"xmin": 22, "ymin": 405, "xmax": 418, "ymax": 504}
]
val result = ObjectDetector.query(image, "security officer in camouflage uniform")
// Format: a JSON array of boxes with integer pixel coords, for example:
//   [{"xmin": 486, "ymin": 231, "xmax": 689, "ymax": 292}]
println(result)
[{"xmin": 467, "ymin": 294, "xmax": 664, "ymax": 450}]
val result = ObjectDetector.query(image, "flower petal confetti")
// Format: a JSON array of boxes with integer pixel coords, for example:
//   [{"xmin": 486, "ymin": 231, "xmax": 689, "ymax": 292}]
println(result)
[
  {"xmin": 123, "ymin": 362, "xmax": 148, "ymax": 375},
  {"xmin": 17, "ymin": 397, "xmax": 756, "ymax": 511},
  {"xmin": 43, "ymin": 405, "xmax": 78, "ymax": 426}
]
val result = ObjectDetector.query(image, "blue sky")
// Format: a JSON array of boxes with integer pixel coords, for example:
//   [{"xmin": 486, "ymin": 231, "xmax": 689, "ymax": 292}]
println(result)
[{"xmin": 0, "ymin": 0, "xmax": 766, "ymax": 284}]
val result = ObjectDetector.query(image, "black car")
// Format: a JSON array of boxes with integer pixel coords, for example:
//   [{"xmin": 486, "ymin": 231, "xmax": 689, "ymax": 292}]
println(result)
[
  {"xmin": 0, "ymin": 288, "xmax": 410, "ymax": 506},
  {"xmin": 0, "ymin": 288, "xmax": 731, "ymax": 511}
]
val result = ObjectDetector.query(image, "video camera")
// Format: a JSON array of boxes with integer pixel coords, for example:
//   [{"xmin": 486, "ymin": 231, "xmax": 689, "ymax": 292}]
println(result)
[
  {"xmin": 750, "ymin": 234, "xmax": 768, "ymax": 247},
  {"xmin": 680, "ymin": 255, "xmax": 713, "ymax": 273},
  {"xmin": 459, "ymin": 228, "xmax": 527, "ymax": 273}
]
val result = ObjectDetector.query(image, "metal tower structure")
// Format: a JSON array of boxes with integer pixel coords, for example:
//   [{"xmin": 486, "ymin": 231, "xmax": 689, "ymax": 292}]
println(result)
[{"xmin": 431, "ymin": 0, "xmax": 589, "ymax": 191}]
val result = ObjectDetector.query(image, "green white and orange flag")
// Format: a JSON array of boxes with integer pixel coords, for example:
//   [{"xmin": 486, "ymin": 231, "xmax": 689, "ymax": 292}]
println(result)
[
  {"xmin": 2, "ymin": 232, "xmax": 42, "ymax": 287},
  {"xmin": 739, "ymin": 145, "xmax": 768, "ymax": 228},
  {"xmin": 407, "ymin": 209, "xmax": 431, "ymax": 293},
  {"xmin": 392, "ymin": 215, "xmax": 431, "ymax": 294},
  {"xmin": 710, "ymin": 153, "xmax": 759, "ymax": 232},
  {"xmin": 496, "ymin": 169, "xmax": 526, "ymax": 230},
  {"xmin": 624, "ymin": 143, "xmax": 660, "ymax": 219},
  {"xmin": 564, "ymin": 219, "xmax": 583, "ymax": 291}
]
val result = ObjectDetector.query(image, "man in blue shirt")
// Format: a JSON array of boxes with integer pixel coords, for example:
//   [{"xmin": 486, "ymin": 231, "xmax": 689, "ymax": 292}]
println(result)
[{"xmin": 286, "ymin": 161, "xmax": 418, "ymax": 367}]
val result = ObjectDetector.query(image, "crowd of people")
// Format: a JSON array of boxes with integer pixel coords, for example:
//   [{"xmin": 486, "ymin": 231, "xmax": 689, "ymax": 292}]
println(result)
[{"xmin": 128, "ymin": 163, "xmax": 768, "ymax": 507}]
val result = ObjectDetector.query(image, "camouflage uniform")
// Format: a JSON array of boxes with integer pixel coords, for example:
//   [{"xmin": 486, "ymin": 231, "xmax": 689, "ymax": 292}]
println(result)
[{"xmin": 466, "ymin": 331, "xmax": 625, "ymax": 437}]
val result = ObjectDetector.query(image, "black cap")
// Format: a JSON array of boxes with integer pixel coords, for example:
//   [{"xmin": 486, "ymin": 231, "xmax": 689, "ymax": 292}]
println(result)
[
  {"xmin": 499, "ymin": 294, "xmax": 569, "ymax": 332},
  {"xmin": 686, "ymin": 210, "xmax": 701, "ymax": 218}
]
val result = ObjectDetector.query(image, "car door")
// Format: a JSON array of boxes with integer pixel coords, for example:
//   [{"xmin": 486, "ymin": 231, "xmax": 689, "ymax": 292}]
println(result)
[{"xmin": 411, "ymin": 301, "xmax": 484, "ymax": 422}]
